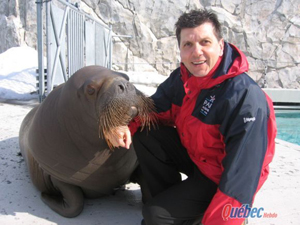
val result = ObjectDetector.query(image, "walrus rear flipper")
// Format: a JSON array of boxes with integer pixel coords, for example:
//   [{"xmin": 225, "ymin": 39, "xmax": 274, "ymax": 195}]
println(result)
[{"xmin": 41, "ymin": 178, "xmax": 84, "ymax": 218}]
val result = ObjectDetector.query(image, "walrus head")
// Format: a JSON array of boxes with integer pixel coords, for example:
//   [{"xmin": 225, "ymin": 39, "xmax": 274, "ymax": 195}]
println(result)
[{"xmin": 76, "ymin": 66, "xmax": 156, "ymax": 149}]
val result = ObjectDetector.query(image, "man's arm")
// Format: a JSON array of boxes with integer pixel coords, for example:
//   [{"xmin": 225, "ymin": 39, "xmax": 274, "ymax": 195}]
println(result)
[
  {"xmin": 109, "ymin": 68, "xmax": 182, "ymax": 148},
  {"xmin": 202, "ymin": 85, "xmax": 276, "ymax": 225}
]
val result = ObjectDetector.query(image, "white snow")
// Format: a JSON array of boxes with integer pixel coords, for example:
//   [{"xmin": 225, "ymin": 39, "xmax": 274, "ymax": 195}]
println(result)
[
  {"xmin": 0, "ymin": 46, "xmax": 300, "ymax": 225},
  {"xmin": 0, "ymin": 47, "xmax": 40, "ymax": 100}
]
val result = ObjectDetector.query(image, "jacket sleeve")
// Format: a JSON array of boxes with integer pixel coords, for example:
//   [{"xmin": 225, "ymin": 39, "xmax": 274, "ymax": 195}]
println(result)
[
  {"xmin": 129, "ymin": 68, "xmax": 183, "ymax": 135},
  {"xmin": 202, "ymin": 83, "xmax": 276, "ymax": 225},
  {"xmin": 128, "ymin": 83, "xmax": 175, "ymax": 135},
  {"xmin": 151, "ymin": 67, "xmax": 184, "ymax": 126}
]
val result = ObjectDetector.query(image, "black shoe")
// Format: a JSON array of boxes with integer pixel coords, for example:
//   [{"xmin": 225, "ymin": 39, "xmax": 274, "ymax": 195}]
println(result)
[{"xmin": 141, "ymin": 219, "xmax": 146, "ymax": 225}]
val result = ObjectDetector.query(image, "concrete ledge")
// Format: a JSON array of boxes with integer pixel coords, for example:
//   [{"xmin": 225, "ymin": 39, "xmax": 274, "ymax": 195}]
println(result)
[{"xmin": 263, "ymin": 88, "xmax": 300, "ymax": 103}]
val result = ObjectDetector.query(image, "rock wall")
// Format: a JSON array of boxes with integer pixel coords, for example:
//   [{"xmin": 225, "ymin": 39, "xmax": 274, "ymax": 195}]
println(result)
[
  {"xmin": 0, "ymin": 0, "xmax": 299, "ymax": 88},
  {"xmin": 0, "ymin": 0, "xmax": 36, "ymax": 53}
]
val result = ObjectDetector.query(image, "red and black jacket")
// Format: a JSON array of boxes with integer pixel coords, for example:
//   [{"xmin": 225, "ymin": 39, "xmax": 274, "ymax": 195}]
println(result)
[{"xmin": 130, "ymin": 42, "xmax": 277, "ymax": 225}]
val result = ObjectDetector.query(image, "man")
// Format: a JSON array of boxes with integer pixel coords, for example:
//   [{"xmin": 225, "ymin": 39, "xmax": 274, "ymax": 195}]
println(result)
[{"xmin": 107, "ymin": 9, "xmax": 277, "ymax": 225}]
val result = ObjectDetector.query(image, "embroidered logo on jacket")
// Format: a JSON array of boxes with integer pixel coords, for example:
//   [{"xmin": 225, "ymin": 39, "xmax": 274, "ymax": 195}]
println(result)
[
  {"xmin": 200, "ymin": 95, "xmax": 216, "ymax": 116},
  {"xmin": 243, "ymin": 117, "xmax": 256, "ymax": 123}
]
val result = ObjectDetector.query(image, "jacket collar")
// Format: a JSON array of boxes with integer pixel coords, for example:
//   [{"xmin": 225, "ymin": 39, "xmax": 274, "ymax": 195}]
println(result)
[{"xmin": 180, "ymin": 42, "xmax": 249, "ymax": 94}]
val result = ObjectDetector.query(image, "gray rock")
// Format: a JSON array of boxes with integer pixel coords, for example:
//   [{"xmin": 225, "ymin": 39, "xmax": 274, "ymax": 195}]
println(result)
[{"xmin": 278, "ymin": 67, "xmax": 300, "ymax": 89}]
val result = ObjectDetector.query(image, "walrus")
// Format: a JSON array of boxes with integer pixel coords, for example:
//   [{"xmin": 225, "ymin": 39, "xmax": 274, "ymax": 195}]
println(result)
[{"xmin": 19, "ymin": 65, "xmax": 156, "ymax": 218}]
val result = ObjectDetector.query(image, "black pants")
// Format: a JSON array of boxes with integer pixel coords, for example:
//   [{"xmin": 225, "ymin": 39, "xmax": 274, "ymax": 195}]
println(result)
[{"xmin": 133, "ymin": 126, "xmax": 218, "ymax": 225}]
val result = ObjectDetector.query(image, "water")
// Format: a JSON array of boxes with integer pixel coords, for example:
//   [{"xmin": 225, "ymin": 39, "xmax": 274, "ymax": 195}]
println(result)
[{"xmin": 275, "ymin": 110, "xmax": 300, "ymax": 146}]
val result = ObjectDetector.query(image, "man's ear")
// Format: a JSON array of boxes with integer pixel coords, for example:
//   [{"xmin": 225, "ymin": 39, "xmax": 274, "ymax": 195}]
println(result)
[{"xmin": 219, "ymin": 38, "xmax": 225, "ymax": 56}]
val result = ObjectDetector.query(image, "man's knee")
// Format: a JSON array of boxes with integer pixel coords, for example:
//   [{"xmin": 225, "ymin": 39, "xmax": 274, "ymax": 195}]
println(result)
[{"xmin": 143, "ymin": 202, "xmax": 172, "ymax": 225}]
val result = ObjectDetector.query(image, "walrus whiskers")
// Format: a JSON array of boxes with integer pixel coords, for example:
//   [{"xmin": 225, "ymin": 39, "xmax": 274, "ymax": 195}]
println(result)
[
  {"xmin": 138, "ymin": 95, "xmax": 157, "ymax": 131},
  {"xmin": 98, "ymin": 95, "xmax": 157, "ymax": 150}
]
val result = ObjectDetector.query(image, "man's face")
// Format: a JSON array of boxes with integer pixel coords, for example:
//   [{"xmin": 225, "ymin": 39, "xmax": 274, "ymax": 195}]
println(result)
[{"xmin": 179, "ymin": 22, "xmax": 224, "ymax": 77}]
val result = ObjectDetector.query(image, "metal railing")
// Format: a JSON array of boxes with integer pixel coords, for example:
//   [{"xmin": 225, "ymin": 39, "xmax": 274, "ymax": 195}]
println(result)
[{"xmin": 36, "ymin": 0, "xmax": 112, "ymax": 102}]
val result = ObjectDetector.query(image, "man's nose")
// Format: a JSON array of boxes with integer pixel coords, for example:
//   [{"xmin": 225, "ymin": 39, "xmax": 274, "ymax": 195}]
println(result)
[{"xmin": 193, "ymin": 43, "xmax": 203, "ymax": 56}]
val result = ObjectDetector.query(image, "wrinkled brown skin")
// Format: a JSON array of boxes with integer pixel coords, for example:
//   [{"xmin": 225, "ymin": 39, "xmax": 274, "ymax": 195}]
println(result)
[{"xmin": 19, "ymin": 66, "xmax": 153, "ymax": 218}]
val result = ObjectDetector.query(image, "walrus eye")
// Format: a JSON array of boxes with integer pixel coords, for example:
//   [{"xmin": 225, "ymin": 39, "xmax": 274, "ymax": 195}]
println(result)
[{"xmin": 87, "ymin": 85, "xmax": 96, "ymax": 95}]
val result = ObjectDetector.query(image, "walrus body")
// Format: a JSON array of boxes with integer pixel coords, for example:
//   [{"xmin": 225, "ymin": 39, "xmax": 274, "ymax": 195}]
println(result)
[{"xmin": 19, "ymin": 66, "xmax": 154, "ymax": 217}]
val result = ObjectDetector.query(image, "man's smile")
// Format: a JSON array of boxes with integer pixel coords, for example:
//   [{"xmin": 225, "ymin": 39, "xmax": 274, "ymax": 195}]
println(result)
[{"xmin": 192, "ymin": 60, "xmax": 206, "ymax": 65}]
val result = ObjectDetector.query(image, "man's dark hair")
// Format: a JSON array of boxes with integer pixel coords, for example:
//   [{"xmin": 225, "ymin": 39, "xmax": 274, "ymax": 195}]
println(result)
[{"xmin": 175, "ymin": 9, "xmax": 222, "ymax": 45}]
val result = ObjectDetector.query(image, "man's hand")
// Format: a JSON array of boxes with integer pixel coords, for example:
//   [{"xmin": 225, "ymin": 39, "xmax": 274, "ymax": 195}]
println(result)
[{"xmin": 105, "ymin": 126, "xmax": 132, "ymax": 149}]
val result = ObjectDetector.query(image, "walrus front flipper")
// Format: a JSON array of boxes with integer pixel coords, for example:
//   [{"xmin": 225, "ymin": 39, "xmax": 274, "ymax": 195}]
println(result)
[{"xmin": 41, "ymin": 178, "xmax": 84, "ymax": 218}]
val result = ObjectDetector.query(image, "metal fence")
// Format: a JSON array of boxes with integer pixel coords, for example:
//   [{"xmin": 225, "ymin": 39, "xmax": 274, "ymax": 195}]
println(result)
[{"xmin": 36, "ymin": 0, "xmax": 112, "ymax": 102}]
